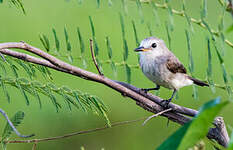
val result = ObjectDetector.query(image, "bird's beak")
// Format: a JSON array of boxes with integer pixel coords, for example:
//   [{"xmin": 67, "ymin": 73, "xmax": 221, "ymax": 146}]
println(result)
[{"xmin": 134, "ymin": 47, "xmax": 151, "ymax": 52}]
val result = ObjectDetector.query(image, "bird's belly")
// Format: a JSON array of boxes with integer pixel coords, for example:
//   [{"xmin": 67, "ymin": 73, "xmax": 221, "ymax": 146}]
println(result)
[{"xmin": 141, "ymin": 62, "xmax": 173, "ymax": 89}]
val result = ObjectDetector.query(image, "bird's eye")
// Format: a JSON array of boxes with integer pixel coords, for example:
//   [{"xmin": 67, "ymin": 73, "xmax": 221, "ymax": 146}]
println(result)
[{"xmin": 151, "ymin": 43, "xmax": 157, "ymax": 48}]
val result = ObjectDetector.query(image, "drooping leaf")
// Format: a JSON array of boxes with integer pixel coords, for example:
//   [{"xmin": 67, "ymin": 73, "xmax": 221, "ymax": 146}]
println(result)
[
  {"xmin": 89, "ymin": 16, "xmax": 99, "ymax": 56},
  {"xmin": 165, "ymin": 22, "xmax": 172, "ymax": 50},
  {"xmin": 157, "ymin": 97, "xmax": 228, "ymax": 150},
  {"xmin": 135, "ymin": 0, "xmax": 144, "ymax": 23},
  {"xmin": 39, "ymin": 34, "xmax": 50, "ymax": 52},
  {"xmin": 125, "ymin": 64, "xmax": 131, "ymax": 83},
  {"xmin": 121, "ymin": 0, "xmax": 128, "ymax": 15},
  {"xmin": 132, "ymin": 20, "xmax": 140, "ymax": 46},
  {"xmin": 16, "ymin": 79, "xmax": 30, "ymax": 105},
  {"xmin": 64, "ymin": 26, "xmax": 72, "ymax": 52},
  {"xmin": 166, "ymin": 3, "xmax": 174, "ymax": 31},
  {"xmin": 2, "ymin": 111, "xmax": 25, "ymax": 141},
  {"xmin": 52, "ymin": 28, "xmax": 60, "ymax": 52},
  {"xmin": 206, "ymin": 37, "xmax": 215, "ymax": 93},
  {"xmin": 150, "ymin": 2, "xmax": 160, "ymax": 26},
  {"xmin": 182, "ymin": 1, "xmax": 194, "ymax": 32},
  {"xmin": 0, "ymin": 76, "xmax": 10, "ymax": 103},
  {"xmin": 96, "ymin": 0, "xmax": 100, "ymax": 8},
  {"xmin": 77, "ymin": 27, "xmax": 85, "ymax": 55},
  {"xmin": 192, "ymin": 85, "xmax": 198, "ymax": 100},
  {"xmin": 185, "ymin": 30, "xmax": 194, "ymax": 73},
  {"xmin": 105, "ymin": 36, "xmax": 113, "ymax": 59},
  {"xmin": 123, "ymin": 38, "xmax": 129, "ymax": 61},
  {"xmin": 119, "ymin": 13, "xmax": 125, "ymax": 38},
  {"xmin": 201, "ymin": 0, "xmax": 207, "ymax": 19},
  {"xmin": 111, "ymin": 61, "xmax": 117, "ymax": 77}
]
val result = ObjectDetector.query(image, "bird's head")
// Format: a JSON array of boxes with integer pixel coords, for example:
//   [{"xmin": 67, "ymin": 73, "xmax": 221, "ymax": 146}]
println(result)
[{"xmin": 134, "ymin": 37, "xmax": 166, "ymax": 55}]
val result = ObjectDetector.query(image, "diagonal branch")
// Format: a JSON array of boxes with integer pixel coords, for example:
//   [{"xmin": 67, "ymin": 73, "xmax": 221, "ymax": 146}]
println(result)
[{"xmin": 0, "ymin": 42, "xmax": 229, "ymax": 147}]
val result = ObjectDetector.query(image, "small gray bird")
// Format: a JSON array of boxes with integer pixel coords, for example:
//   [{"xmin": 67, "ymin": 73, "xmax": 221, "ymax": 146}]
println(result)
[{"xmin": 135, "ymin": 37, "xmax": 208, "ymax": 105}]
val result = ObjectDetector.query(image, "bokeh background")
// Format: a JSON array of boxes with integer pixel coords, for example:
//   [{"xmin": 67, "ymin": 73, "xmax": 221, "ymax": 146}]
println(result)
[{"xmin": 0, "ymin": 0, "xmax": 232, "ymax": 149}]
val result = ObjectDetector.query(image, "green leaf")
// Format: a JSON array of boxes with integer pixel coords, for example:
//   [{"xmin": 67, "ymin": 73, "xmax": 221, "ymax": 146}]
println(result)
[
  {"xmin": 201, "ymin": 0, "xmax": 207, "ymax": 19},
  {"xmin": 119, "ymin": 13, "xmax": 125, "ymax": 38},
  {"xmin": 123, "ymin": 38, "xmax": 129, "ymax": 61},
  {"xmin": 89, "ymin": 16, "xmax": 96, "ymax": 37},
  {"xmin": 0, "ymin": 0, "xmax": 3, "ymax": 3},
  {"xmin": 157, "ymin": 97, "xmax": 228, "ymax": 150},
  {"xmin": 192, "ymin": 85, "xmax": 198, "ymax": 100},
  {"xmin": 77, "ymin": 27, "xmax": 85, "ymax": 55},
  {"xmin": 39, "ymin": 34, "xmax": 50, "ymax": 52},
  {"xmin": 167, "ymin": 4, "xmax": 174, "ymax": 31},
  {"xmin": 73, "ymin": 91, "xmax": 87, "ymax": 112},
  {"xmin": 182, "ymin": 1, "xmax": 194, "ymax": 32},
  {"xmin": 111, "ymin": 61, "xmax": 117, "ymax": 77},
  {"xmin": 2, "ymin": 111, "xmax": 25, "ymax": 141},
  {"xmin": 64, "ymin": 26, "xmax": 72, "ymax": 52},
  {"xmin": 226, "ymin": 24, "xmax": 233, "ymax": 33},
  {"xmin": 227, "ymin": 131, "xmax": 233, "ymax": 149},
  {"xmin": 132, "ymin": 20, "xmax": 140, "ymax": 46},
  {"xmin": 206, "ymin": 37, "xmax": 215, "ymax": 93},
  {"xmin": 16, "ymin": 79, "xmax": 30, "ymax": 105},
  {"xmin": 121, "ymin": 0, "xmax": 128, "ymax": 15},
  {"xmin": 52, "ymin": 28, "xmax": 60, "ymax": 52},
  {"xmin": 108, "ymin": 0, "xmax": 112, "ymax": 6},
  {"xmin": 0, "ymin": 76, "xmax": 10, "ymax": 103},
  {"xmin": 135, "ymin": 0, "xmax": 144, "ymax": 23},
  {"xmin": 125, "ymin": 64, "xmax": 131, "ymax": 83},
  {"xmin": 150, "ymin": 2, "xmax": 160, "ymax": 26},
  {"xmin": 90, "ymin": 96, "xmax": 110, "ymax": 127},
  {"xmin": 105, "ymin": 36, "xmax": 113, "ymax": 59},
  {"xmin": 9, "ymin": 0, "xmax": 26, "ymax": 14},
  {"xmin": 89, "ymin": 16, "xmax": 99, "ymax": 56},
  {"xmin": 165, "ymin": 22, "xmax": 172, "ymax": 50},
  {"xmin": 185, "ymin": 30, "xmax": 194, "ymax": 73},
  {"xmin": 96, "ymin": 0, "xmax": 100, "ymax": 8}
]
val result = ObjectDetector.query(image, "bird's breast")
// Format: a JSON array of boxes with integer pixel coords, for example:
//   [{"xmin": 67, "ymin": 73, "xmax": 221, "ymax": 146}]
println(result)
[{"xmin": 139, "ymin": 54, "xmax": 166, "ymax": 84}]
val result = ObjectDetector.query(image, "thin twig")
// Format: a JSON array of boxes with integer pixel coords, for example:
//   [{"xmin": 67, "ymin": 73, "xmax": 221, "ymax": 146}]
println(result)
[
  {"xmin": 142, "ymin": 108, "xmax": 173, "ymax": 126},
  {"xmin": 5, "ymin": 117, "xmax": 146, "ymax": 144},
  {"xmin": 0, "ymin": 42, "xmax": 230, "ymax": 147},
  {"xmin": 0, "ymin": 108, "xmax": 35, "ymax": 138},
  {"xmin": 90, "ymin": 39, "xmax": 103, "ymax": 76}
]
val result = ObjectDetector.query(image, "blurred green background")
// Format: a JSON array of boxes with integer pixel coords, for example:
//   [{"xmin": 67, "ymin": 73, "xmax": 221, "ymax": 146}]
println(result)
[{"xmin": 0, "ymin": 0, "xmax": 232, "ymax": 149}]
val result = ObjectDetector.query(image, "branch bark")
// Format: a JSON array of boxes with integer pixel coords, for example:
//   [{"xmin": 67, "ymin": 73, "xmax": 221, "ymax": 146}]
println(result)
[{"xmin": 0, "ymin": 42, "xmax": 230, "ymax": 147}]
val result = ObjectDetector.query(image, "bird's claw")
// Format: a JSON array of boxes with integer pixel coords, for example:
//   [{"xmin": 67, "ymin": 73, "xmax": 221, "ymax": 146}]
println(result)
[
  {"xmin": 160, "ymin": 100, "xmax": 171, "ymax": 108},
  {"xmin": 140, "ymin": 88, "xmax": 149, "ymax": 94}
]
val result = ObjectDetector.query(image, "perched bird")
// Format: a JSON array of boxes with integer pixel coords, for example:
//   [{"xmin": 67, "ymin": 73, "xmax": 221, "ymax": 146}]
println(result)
[{"xmin": 135, "ymin": 37, "xmax": 208, "ymax": 106}]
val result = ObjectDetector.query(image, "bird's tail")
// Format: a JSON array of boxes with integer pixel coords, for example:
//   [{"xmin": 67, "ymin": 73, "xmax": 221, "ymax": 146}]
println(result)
[{"xmin": 188, "ymin": 76, "xmax": 209, "ymax": 87}]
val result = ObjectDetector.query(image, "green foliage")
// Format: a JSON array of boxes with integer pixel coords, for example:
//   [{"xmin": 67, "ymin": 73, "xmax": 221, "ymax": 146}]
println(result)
[
  {"xmin": 39, "ymin": 34, "xmax": 50, "ymax": 52},
  {"xmin": 1, "ymin": 111, "xmax": 24, "ymax": 141},
  {"xmin": 157, "ymin": 97, "xmax": 228, "ymax": 150},
  {"xmin": 227, "ymin": 131, "xmax": 233, "ymax": 149},
  {"xmin": 52, "ymin": 28, "xmax": 60, "ymax": 52}
]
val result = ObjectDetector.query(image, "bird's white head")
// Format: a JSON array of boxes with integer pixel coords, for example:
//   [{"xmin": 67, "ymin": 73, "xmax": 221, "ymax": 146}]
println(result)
[{"xmin": 134, "ymin": 37, "xmax": 168, "ymax": 57}]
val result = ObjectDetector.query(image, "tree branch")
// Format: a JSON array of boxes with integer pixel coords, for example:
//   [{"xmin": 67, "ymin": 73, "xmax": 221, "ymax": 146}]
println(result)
[{"xmin": 0, "ymin": 42, "xmax": 229, "ymax": 147}]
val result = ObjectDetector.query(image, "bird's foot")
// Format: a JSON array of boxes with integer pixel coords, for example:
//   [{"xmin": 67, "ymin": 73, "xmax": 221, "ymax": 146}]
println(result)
[
  {"xmin": 139, "ymin": 88, "xmax": 149, "ymax": 94},
  {"xmin": 160, "ymin": 99, "xmax": 171, "ymax": 108}
]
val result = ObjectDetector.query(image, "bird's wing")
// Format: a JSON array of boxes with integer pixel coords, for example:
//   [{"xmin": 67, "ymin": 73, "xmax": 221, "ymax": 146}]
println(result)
[{"xmin": 166, "ymin": 56, "xmax": 187, "ymax": 74}]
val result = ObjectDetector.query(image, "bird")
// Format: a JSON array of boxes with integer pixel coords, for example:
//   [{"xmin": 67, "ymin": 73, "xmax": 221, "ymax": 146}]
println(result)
[{"xmin": 134, "ymin": 37, "xmax": 208, "ymax": 106}]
